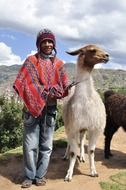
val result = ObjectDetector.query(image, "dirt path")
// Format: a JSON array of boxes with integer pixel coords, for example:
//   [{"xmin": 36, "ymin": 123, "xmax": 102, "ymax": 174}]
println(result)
[{"xmin": 0, "ymin": 128, "xmax": 126, "ymax": 190}]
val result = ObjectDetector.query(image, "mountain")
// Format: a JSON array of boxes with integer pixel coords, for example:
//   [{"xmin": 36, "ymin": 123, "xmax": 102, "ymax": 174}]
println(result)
[{"xmin": 0, "ymin": 63, "xmax": 126, "ymax": 96}]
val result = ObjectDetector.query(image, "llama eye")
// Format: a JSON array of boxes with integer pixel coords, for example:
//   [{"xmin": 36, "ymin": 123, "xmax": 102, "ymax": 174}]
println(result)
[{"xmin": 90, "ymin": 48, "xmax": 96, "ymax": 53}]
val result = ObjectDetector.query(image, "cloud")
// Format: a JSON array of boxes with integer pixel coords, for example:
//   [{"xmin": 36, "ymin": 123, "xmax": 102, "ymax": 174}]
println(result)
[
  {"xmin": 0, "ymin": 0, "xmax": 126, "ymax": 69},
  {"xmin": 0, "ymin": 34, "xmax": 16, "ymax": 40},
  {"xmin": 0, "ymin": 42, "xmax": 22, "ymax": 66}
]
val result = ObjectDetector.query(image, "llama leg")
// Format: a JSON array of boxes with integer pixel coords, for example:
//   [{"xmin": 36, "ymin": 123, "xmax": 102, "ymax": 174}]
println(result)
[
  {"xmin": 88, "ymin": 130, "xmax": 100, "ymax": 177},
  {"xmin": 104, "ymin": 123, "xmax": 119, "ymax": 159},
  {"xmin": 64, "ymin": 140, "xmax": 78, "ymax": 181},
  {"xmin": 63, "ymin": 143, "xmax": 70, "ymax": 160},
  {"xmin": 104, "ymin": 134, "xmax": 113, "ymax": 159},
  {"xmin": 79, "ymin": 129, "xmax": 86, "ymax": 162},
  {"xmin": 104, "ymin": 122, "xmax": 113, "ymax": 158}
]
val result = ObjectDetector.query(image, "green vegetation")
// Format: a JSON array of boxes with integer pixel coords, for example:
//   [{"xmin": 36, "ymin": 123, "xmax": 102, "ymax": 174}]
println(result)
[
  {"xmin": 100, "ymin": 171, "xmax": 126, "ymax": 190},
  {"xmin": 0, "ymin": 95, "xmax": 23, "ymax": 153},
  {"xmin": 0, "ymin": 96, "xmax": 64, "ymax": 153},
  {"xmin": 54, "ymin": 126, "xmax": 67, "ymax": 148},
  {"xmin": 55, "ymin": 104, "xmax": 64, "ymax": 130},
  {"xmin": 110, "ymin": 172, "xmax": 126, "ymax": 186},
  {"xmin": 0, "ymin": 146, "xmax": 22, "ymax": 161},
  {"xmin": 100, "ymin": 181, "xmax": 126, "ymax": 190},
  {"xmin": 98, "ymin": 87, "xmax": 126, "ymax": 102}
]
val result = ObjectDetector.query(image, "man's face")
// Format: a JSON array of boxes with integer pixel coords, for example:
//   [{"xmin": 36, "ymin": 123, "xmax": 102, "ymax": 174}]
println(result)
[{"xmin": 40, "ymin": 39, "xmax": 54, "ymax": 55}]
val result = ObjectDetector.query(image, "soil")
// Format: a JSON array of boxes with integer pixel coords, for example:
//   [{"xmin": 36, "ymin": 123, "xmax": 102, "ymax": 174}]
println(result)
[{"xmin": 0, "ymin": 128, "xmax": 126, "ymax": 190}]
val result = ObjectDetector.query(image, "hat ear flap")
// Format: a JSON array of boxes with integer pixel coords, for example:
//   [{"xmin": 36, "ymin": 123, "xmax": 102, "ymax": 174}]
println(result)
[{"xmin": 54, "ymin": 47, "xmax": 57, "ymax": 56}]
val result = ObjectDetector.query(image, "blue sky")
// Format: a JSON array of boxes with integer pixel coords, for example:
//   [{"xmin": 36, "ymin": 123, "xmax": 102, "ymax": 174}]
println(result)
[{"xmin": 0, "ymin": 0, "xmax": 126, "ymax": 70}]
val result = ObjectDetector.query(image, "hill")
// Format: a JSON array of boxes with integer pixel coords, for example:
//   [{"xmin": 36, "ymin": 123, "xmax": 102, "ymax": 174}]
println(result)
[{"xmin": 0, "ymin": 63, "xmax": 126, "ymax": 95}]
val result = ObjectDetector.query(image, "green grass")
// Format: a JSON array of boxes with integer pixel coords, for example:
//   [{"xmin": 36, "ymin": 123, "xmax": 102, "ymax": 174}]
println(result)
[
  {"xmin": 54, "ymin": 126, "xmax": 65, "ymax": 136},
  {"xmin": 54, "ymin": 126, "xmax": 67, "ymax": 148},
  {"xmin": 110, "ymin": 172, "xmax": 126, "ymax": 186},
  {"xmin": 100, "ymin": 171, "xmax": 126, "ymax": 190},
  {"xmin": 0, "ymin": 146, "xmax": 22, "ymax": 165},
  {"xmin": 0, "ymin": 146, "xmax": 22, "ymax": 159},
  {"xmin": 100, "ymin": 181, "xmax": 126, "ymax": 190}
]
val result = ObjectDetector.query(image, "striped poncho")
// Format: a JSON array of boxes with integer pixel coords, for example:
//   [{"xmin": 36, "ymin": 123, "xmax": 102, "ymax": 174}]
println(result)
[{"xmin": 13, "ymin": 53, "xmax": 69, "ymax": 117}]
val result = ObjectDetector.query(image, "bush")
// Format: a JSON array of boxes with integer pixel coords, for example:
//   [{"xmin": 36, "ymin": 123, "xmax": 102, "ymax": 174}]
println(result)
[
  {"xmin": 55, "ymin": 104, "xmax": 64, "ymax": 130},
  {"xmin": 0, "ymin": 96, "xmax": 23, "ymax": 153},
  {"xmin": 0, "ymin": 96, "xmax": 64, "ymax": 153}
]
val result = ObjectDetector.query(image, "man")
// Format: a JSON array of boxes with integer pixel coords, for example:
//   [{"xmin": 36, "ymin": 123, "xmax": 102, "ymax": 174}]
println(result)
[{"xmin": 13, "ymin": 28, "xmax": 69, "ymax": 188}]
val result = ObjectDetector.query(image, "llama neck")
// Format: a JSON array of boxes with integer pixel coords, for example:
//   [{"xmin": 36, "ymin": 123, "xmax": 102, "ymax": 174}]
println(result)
[
  {"xmin": 74, "ymin": 66, "xmax": 95, "ymax": 97},
  {"xmin": 75, "ymin": 66, "xmax": 92, "ymax": 82}
]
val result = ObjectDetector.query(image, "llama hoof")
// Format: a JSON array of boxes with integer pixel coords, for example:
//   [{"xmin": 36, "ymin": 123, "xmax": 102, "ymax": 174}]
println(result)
[
  {"xmin": 105, "ymin": 153, "xmax": 113, "ymax": 159},
  {"xmin": 80, "ymin": 158, "xmax": 85, "ymax": 163},
  {"xmin": 77, "ymin": 155, "xmax": 85, "ymax": 162},
  {"xmin": 62, "ymin": 156, "xmax": 69, "ymax": 161},
  {"xmin": 64, "ymin": 174, "xmax": 72, "ymax": 182},
  {"xmin": 105, "ymin": 152, "xmax": 113, "ymax": 159},
  {"xmin": 80, "ymin": 157, "xmax": 85, "ymax": 163},
  {"xmin": 80, "ymin": 160, "xmax": 85, "ymax": 163},
  {"xmin": 104, "ymin": 153, "xmax": 111, "ymax": 159},
  {"xmin": 91, "ymin": 173, "xmax": 99, "ymax": 177},
  {"xmin": 64, "ymin": 177, "xmax": 72, "ymax": 182},
  {"xmin": 109, "ymin": 152, "xmax": 113, "ymax": 157},
  {"xmin": 104, "ymin": 154, "xmax": 110, "ymax": 159}
]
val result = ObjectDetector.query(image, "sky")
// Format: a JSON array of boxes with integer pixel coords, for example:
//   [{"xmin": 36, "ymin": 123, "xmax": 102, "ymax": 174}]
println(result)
[{"xmin": 0, "ymin": 0, "xmax": 126, "ymax": 70}]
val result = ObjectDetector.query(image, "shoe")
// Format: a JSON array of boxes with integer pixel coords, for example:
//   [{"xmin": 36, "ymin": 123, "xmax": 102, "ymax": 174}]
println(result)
[
  {"xmin": 36, "ymin": 177, "xmax": 46, "ymax": 186},
  {"xmin": 21, "ymin": 179, "xmax": 33, "ymax": 188}
]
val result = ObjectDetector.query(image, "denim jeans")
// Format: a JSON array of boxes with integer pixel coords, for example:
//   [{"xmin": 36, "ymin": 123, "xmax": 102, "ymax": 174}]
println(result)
[{"xmin": 23, "ymin": 105, "xmax": 56, "ymax": 180}]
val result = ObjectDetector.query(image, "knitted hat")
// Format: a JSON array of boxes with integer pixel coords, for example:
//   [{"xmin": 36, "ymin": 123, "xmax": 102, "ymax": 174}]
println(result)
[{"xmin": 36, "ymin": 28, "xmax": 56, "ymax": 49}]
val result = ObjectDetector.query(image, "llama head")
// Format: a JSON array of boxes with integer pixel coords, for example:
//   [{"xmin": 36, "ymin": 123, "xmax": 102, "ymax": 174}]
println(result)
[{"xmin": 66, "ymin": 44, "xmax": 109, "ymax": 70}]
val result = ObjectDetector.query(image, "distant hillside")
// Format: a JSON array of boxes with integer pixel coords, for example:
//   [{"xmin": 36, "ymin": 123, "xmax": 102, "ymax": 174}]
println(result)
[
  {"xmin": 64, "ymin": 63, "xmax": 126, "ymax": 90},
  {"xmin": 0, "ymin": 65, "xmax": 21, "ymax": 95},
  {"xmin": 0, "ymin": 63, "xmax": 126, "ymax": 95}
]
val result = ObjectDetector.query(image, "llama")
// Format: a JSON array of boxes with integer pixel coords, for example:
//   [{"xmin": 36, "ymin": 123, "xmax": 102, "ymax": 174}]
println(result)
[
  {"xmin": 104, "ymin": 90, "xmax": 126, "ymax": 159},
  {"xmin": 62, "ymin": 44, "xmax": 109, "ymax": 181}
]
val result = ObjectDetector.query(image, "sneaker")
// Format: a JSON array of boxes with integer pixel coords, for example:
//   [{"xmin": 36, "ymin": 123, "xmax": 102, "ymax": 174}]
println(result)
[
  {"xmin": 21, "ymin": 179, "xmax": 33, "ymax": 188},
  {"xmin": 36, "ymin": 177, "xmax": 46, "ymax": 186}
]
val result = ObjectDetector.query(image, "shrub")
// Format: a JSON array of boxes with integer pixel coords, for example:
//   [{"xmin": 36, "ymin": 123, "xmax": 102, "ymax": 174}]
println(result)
[
  {"xmin": 55, "ymin": 104, "xmax": 64, "ymax": 130},
  {"xmin": 0, "ymin": 96, "xmax": 66, "ymax": 153},
  {"xmin": 0, "ymin": 96, "xmax": 23, "ymax": 153}
]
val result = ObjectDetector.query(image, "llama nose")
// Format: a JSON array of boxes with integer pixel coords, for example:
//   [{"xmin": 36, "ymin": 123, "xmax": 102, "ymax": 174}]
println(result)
[
  {"xmin": 105, "ymin": 53, "xmax": 109, "ymax": 62},
  {"xmin": 105, "ymin": 53, "xmax": 109, "ymax": 58}
]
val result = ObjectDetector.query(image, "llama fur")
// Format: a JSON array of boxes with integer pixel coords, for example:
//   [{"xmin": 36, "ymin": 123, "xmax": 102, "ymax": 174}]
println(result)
[
  {"xmin": 104, "ymin": 90, "xmax": 126, "ymax": 159},
  {"xmin": 62, "ymin": 44, "xmax": 109, "ymax": 181}
]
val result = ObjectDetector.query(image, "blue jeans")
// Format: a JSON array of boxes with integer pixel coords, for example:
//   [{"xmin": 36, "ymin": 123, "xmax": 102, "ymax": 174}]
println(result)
[{"xmin": 23, "ymin": 105, "xmax": 56, "ymax": 180}]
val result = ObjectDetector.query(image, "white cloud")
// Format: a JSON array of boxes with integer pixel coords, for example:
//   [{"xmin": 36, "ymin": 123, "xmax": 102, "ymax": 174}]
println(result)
[
  {"xmin": 0, "ymin": 0, "xmax": 126, "ymax": 69},
  {"xmin": 0, "ymin": 42, "xmax": 22, "ymax": 66},
  {"xmin": 0, "ymin": 34, "xmax": 16, "ymax": 40}
]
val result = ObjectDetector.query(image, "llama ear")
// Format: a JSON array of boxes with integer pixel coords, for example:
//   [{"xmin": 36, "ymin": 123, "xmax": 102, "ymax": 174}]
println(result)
[{"xmin": 66, "ymin": 49, "xmax": 82, "ymax": 56}]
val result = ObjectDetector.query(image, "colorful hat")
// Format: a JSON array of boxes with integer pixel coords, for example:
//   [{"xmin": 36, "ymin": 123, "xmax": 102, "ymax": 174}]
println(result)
[{"xmin": 36, "ymin": 28, "xmax": 56, "ymax": 49}]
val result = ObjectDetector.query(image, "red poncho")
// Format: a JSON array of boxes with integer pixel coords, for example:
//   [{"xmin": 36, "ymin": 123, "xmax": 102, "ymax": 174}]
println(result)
[{"xmin": 13, "ymin": 53, "xmax": 69, "ymax": 117}]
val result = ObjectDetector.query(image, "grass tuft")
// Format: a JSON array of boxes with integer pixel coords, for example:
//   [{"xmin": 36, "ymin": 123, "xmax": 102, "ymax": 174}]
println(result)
[{"xmin": 100, "ymin": 171, "xmax": 126, "ymax": 190}]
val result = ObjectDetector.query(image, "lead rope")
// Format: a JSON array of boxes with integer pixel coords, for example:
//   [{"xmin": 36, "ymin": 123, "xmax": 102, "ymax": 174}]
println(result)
[{"xmin": 68, "ymin": 78, "xmax": 88, "ymax": 89}]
